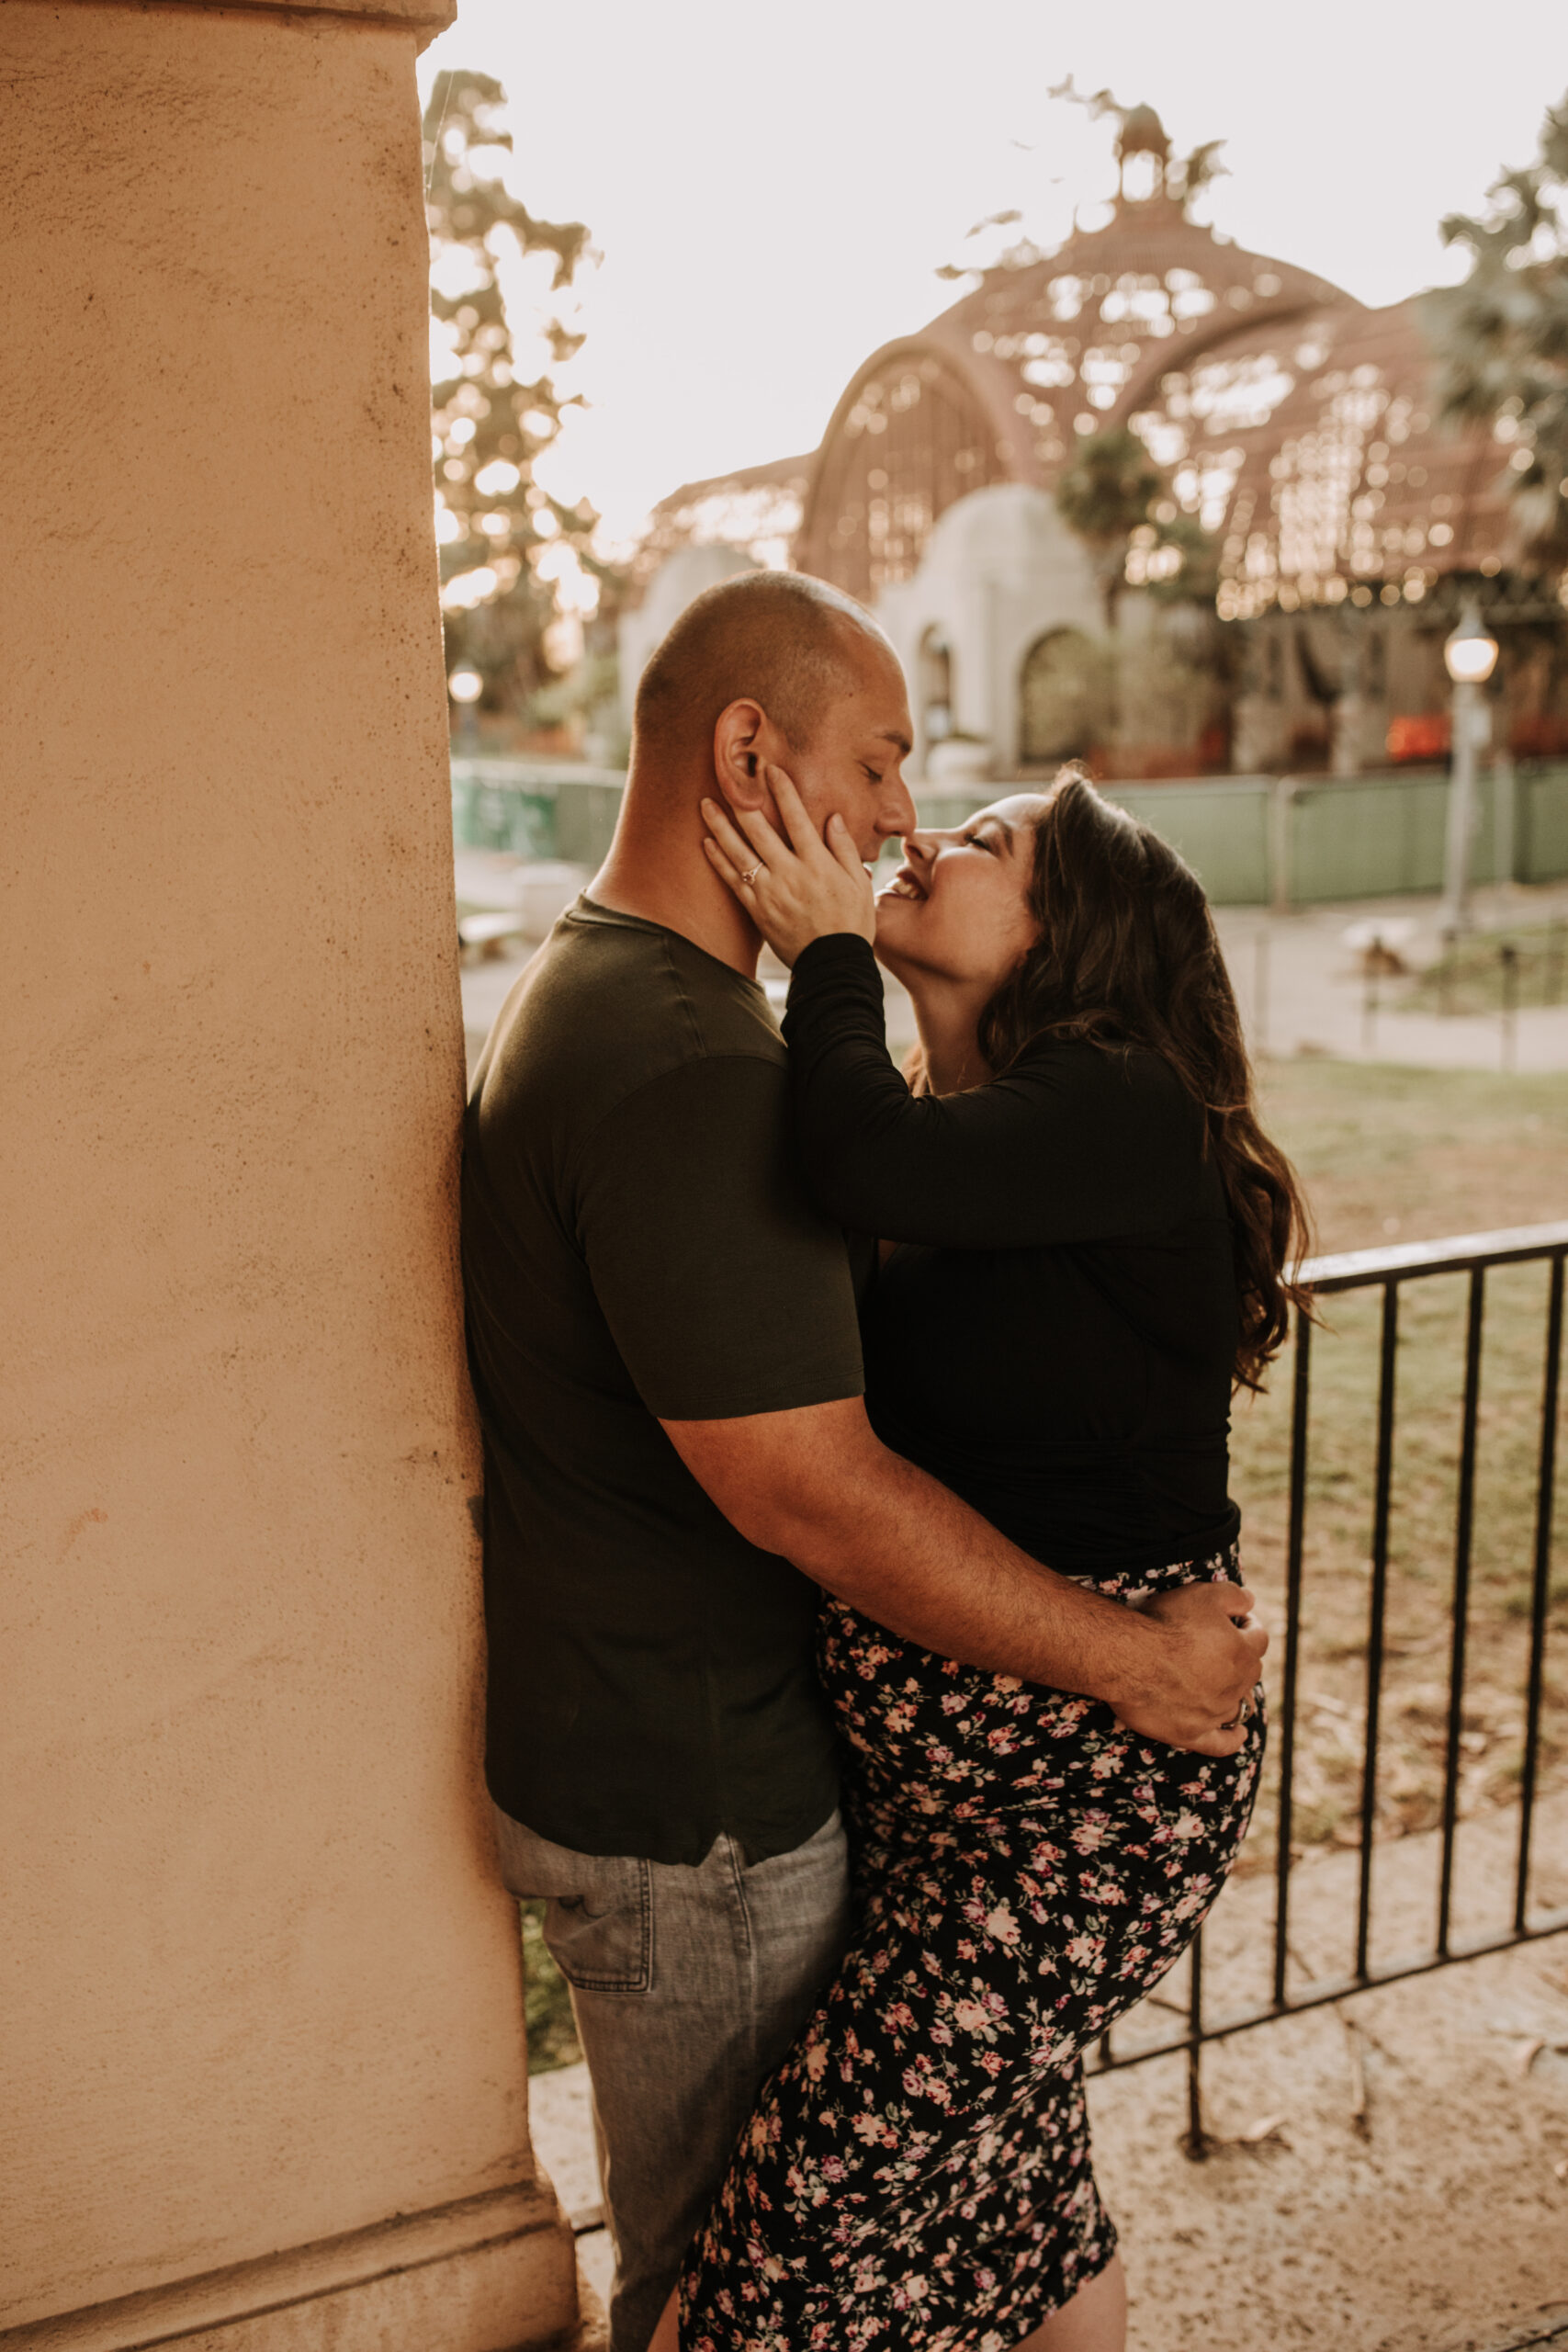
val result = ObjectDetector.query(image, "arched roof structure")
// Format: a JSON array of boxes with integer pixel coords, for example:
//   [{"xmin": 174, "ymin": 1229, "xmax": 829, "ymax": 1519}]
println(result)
[
  {"xmin": 640, "ymin": 118, "xmax": 1511, "ymax": 622},
  {"xmin": 794, "ymin": 188, "xmax": 1356, "ymax": 600}
]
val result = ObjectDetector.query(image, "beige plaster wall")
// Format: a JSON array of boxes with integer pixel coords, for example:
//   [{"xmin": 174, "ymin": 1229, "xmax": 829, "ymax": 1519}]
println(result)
[{"xmin": 0, "ymin": 4, "xmax": 570, "ymax": 2340}]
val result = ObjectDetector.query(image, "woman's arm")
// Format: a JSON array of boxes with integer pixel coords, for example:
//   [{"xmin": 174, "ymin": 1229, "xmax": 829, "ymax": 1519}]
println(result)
[
  {"xmin": 784, "ymin": 933, "xmax": 1208, "ymax": 1250},
  {"xmin": 699, "ymin": 763, "xmax": 1208, "ymax": 1251}
]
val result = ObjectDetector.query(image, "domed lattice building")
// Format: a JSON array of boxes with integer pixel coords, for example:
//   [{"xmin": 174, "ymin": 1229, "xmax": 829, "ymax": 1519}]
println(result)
[{"xmin": 626, "ymin": 107, "xmax": 1561, "ymax": 779}]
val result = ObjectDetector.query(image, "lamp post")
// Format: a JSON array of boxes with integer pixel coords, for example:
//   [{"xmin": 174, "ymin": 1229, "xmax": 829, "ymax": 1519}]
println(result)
[
  {"xmin": 447, "ymin": 660, "xmax": 483, "ymax": 754},
  {"xmin": 1440, "ymin": 599, "xmax": 1499, "ymax": 932}
]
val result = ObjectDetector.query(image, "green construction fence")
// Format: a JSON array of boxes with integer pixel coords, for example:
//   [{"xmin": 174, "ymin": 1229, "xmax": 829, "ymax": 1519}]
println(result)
[{"xmin": 452, "ymin": 759, "xmax": 1568, "ymax": 909}]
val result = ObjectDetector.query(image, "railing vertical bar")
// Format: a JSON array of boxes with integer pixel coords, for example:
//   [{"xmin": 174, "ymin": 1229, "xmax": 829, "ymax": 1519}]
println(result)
[
  {"xmin": 1437, "ymin": 1267, "xmax": 1486, "ymax": 1956},
  {"xmin": 1516, "ymin": 1251, "xmax": 1564, "ymax": 1932},
  {"xmin": 1356, "ymin": 1281, "xmax": 1400, "ymax": 1982},
  {"xmin": 1272, "ymin": 1304, "xmax": 1313, "ymax": 2010},
  {"xmin": 1184, "ymin": 1928, "xmax": 1207, "ymax": 2157}
]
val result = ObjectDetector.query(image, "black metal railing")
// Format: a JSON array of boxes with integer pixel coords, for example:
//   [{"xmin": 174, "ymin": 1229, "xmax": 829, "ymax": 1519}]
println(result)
[{"xmin": 1089, "ymin": 1220, "xmax": 1568, "ymax": 2152}]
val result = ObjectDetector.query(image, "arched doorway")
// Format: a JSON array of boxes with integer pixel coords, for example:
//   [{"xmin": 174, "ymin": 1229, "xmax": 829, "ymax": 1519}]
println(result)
[{"xmin": 1018, "ymin": 628, "xmax": 1112, "ymax": 768}]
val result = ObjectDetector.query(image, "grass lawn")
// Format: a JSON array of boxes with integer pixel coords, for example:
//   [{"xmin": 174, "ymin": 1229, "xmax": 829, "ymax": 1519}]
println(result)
[{"xmin": 519, "ymin": 1058, "xmax": 1568, "ymax": 2069}]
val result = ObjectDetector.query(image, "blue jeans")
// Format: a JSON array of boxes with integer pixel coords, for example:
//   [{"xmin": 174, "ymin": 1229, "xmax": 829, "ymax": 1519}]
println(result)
[{"xmin": 492, "ymin": 1804, "xmax": 851, "ymax": 2352}]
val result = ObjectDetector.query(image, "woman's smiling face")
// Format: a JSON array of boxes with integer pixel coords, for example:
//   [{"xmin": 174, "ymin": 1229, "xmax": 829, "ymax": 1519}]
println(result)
[{"xmin": 874, "ymin": 795, "xmax": 1047, "ymax": 992}]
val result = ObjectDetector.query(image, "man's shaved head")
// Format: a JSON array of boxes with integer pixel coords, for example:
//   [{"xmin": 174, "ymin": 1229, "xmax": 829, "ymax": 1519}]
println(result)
[{"xmin": 633, "ymin": 570, "xmax": 895, "ymax": 765}]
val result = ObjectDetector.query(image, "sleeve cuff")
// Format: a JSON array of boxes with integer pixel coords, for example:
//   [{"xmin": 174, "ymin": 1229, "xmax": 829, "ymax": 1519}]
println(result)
[{"xmin": 788, "ymin": 933, "xmax": 883, "ymax": 995}]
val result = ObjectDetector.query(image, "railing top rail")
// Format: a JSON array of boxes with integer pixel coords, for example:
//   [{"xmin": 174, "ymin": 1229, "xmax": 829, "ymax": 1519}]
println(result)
[{"xmin": 1300, "ymin": 1220, "xmax": 1568, "ymax": 1294}]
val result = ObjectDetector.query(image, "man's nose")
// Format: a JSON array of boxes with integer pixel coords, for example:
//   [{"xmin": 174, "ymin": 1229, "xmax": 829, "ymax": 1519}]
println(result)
[{"xmin": 878, "ymin": 775, "xmax": 919, "ymax": 837}]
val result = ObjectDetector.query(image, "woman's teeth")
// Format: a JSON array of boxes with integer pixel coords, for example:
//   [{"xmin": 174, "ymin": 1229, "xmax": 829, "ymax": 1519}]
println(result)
[{"xmin": 880, "ymin": 876, "xmax": 923, "ymax": 899}]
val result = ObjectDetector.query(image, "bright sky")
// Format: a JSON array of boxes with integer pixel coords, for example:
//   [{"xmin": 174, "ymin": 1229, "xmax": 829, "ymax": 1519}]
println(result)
[{"xmin": 418, "ymin": 0, "xmax": 1568, "ymax": 555}]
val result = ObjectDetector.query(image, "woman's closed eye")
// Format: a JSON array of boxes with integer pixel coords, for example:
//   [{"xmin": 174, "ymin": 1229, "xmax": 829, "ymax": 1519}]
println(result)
[{"xmin": 962, "ymin": 829, "xmax": 998, "ymax": 854}]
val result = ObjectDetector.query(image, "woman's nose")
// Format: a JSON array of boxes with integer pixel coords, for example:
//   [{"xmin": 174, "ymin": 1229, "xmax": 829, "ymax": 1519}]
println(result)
[{"xmin": 902, "ymin": 829, "xmax": 938, "ymax": 868}]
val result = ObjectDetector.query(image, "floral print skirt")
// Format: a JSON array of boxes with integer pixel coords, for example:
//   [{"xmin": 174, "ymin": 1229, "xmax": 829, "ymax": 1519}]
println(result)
[{"xmin": 678, "ymin": 1543, "xmax": 1265, "ymax": 2351}]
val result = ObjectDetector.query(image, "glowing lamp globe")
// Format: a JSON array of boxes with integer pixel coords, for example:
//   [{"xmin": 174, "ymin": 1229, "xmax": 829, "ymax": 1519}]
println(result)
[
  {"xmin": 1443, "ymin": 610, "xmax": 1498, "ymax": 686},
  {"xmin": 448, "ymin": 663, "xmax": 484, "ymax": 705}
]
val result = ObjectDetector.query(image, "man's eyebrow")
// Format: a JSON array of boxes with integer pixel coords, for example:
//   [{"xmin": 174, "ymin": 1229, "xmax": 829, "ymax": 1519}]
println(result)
[{"xmin": 874, "ymin": 728, "xmax": 913, "ymax": 755}]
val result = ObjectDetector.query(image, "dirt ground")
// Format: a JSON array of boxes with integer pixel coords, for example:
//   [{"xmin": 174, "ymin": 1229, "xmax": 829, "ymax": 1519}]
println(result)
[{"xmin": 1080, "ymin": 1789, "xmax": 1568, "ymax": 2350}]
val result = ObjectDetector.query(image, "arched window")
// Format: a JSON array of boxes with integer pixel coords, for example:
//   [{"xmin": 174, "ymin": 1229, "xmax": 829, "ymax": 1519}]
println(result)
[
  {"xmin": 797, "ymin": 354, "xmax": 1009, "ymax": 601},
  {"xmin": 919, "ymin": 628, "xmax": 953, "ymax": 744},
  {"xmin": 1018, "ymin": 628, "xmax": 1112, "ymax": 768}
]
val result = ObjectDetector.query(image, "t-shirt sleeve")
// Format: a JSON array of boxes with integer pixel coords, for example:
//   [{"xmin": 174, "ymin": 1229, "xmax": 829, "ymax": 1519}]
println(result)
[
  {"xmin": 783, "ymin": 933, "xmax": 1209, "ymax": 1250},
  {"xmin": 574, "ymin": 1051, "xmax": 865, "ymax": 1420}
]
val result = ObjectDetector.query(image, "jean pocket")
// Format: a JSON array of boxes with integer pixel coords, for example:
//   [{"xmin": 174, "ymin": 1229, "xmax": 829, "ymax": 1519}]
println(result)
[{"xmin": 543, "ymin": 1856, "xmax": 653, "ymax": 1995}]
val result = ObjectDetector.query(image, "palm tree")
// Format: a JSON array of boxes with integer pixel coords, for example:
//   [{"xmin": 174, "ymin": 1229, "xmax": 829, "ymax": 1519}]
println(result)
[{"xmin": 1054, "ymin": 428, "xmax": 1166, "ymax": 629}]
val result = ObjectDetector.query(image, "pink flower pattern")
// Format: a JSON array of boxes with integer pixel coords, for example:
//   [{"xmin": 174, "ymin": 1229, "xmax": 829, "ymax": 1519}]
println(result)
[{"xmin": 680, "ymin": 1545, "xmax": 1263, "ymax": 2350}]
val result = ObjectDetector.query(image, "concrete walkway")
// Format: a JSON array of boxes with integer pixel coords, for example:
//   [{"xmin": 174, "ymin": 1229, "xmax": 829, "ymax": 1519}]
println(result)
[
  {"xmin": 457, "ymin": 850, "xmax": 1568, "ymax": 1079},
  {"xmin": 1213, "ymin": 885, "xmax": 1568, "ymax": 1075}
]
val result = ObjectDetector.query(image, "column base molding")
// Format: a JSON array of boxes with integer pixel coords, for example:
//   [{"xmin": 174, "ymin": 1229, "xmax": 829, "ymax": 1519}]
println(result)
[{"xmin": 0, "ymin": 2176, "xmax": 580, "ymax": 2352}]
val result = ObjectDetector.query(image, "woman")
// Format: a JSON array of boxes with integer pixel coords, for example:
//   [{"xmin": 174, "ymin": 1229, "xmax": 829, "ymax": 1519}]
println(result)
[{"xmin": 657, "ymin": 766, "xmax": 1307, "ymax": 2352}]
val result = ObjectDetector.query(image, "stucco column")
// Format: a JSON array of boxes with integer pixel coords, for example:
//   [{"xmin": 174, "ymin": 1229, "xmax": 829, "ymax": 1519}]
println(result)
[{"xmin": 1, "ymin": 5, "xmax": 585, "ymax": 2346}]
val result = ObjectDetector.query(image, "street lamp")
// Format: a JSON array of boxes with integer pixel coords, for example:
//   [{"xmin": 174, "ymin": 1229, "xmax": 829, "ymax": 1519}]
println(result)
[
  {"xmin": 448, "ymin": 661, "xmax": 483, "ymax": 753},
  {"xmin": 1440, "ymin": 599, "xmax": 1499, "ymax": 932}
]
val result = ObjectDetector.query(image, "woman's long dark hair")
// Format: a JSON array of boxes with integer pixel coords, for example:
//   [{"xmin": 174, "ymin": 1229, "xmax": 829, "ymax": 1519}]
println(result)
[{"xmin": 976, "ymin": 768, "xmax": 1312, "ymax": 1393}]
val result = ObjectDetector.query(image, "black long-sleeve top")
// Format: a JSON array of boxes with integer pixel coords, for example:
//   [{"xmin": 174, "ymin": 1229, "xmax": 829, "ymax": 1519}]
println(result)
[{"xmin": 784, "ymin": 934, "xmax": 1242, "ymax": 1575}]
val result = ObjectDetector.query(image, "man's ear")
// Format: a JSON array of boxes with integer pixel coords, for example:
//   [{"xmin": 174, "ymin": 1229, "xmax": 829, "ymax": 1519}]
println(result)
[{"xmin": 712, "ymin": 699, "xmax": 769, "ymax": 809}]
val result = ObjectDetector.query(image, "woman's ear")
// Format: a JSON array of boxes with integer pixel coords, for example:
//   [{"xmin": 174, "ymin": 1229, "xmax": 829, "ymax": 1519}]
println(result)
[{"xmin": 712, "ymin": 698, "xmax": 769, "ymax": 810}]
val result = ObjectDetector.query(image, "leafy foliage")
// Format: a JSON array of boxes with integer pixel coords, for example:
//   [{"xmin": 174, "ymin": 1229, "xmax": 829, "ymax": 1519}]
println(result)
[
  {"xmin": 519, "ymin": 1901, "xmax": 581, "ymax": 2075},
  {"xmin": 1422, "ymin": 92, "xmax": 1568, "ymax": 576},
  {"xmin": 1054, "ymin": 428, "xmax": 1218, "ymax": 628},
  {"xmin": 1054, "ymin": 428, "xmax": 1167, "ymax": 626},
  {"xmin": 423, "ymin": 69, "xmax": 602, "ymax": 713}
]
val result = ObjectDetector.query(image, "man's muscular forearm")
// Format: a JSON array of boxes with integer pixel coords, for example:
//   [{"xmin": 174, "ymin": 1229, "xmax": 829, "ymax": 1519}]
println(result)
[{"xmin": 663, "ymin": 1396, "xmax": 1265, "ymax": 1758}]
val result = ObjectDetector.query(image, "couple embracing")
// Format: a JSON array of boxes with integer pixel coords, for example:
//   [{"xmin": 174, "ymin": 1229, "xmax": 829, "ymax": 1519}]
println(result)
[{"xmin": 460, "ymin": 572, "xmax": 1305, "ymax": 2352}]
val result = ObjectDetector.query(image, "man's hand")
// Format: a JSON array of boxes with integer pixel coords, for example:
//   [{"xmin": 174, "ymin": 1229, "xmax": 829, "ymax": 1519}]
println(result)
[{"xmin": 1113, "ymin": 1581, "xmax": 1268, "ymax": 1758}]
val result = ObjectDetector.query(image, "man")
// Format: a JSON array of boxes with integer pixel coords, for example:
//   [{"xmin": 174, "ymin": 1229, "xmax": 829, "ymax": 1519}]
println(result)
[{"xmin": 460, "ymin": 571, "xmax": 1265, "ymax": 2351}]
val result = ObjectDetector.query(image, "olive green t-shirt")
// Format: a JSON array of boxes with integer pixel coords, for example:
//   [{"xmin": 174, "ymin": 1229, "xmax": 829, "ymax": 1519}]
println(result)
[{"xmin": 461, "ymin": 897, "xmax": 865, "ymax": 1864}]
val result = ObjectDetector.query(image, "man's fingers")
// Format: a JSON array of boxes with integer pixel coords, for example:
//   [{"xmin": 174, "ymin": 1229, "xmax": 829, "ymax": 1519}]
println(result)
[
  {"xmin": 1186, "ymin": 1725, "xmax": 1248, "ymax": 1759},
  {"xmin": 1114, "ymin": 1713, "xmax": 1248, "ymax": 1759}
]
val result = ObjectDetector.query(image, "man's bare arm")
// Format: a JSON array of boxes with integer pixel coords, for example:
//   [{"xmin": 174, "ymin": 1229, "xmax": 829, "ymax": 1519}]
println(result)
[{"xmin": 663, "ymin": 1396, "xmax": 1266, "ymax": 1759}]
